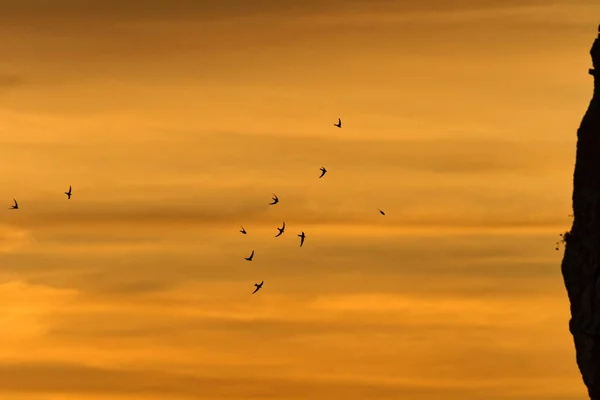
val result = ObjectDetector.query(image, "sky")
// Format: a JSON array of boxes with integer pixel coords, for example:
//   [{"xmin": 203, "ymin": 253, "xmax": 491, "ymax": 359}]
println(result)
[{"xmin": 0, "ymin": 0, "xmax": 598, "ymax": 399}]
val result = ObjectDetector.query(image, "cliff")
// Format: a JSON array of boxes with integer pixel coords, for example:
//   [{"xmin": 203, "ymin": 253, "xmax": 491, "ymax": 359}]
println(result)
[{"xmin": 561, "ymin": 24, "xmax": 600, "ymax": 400}]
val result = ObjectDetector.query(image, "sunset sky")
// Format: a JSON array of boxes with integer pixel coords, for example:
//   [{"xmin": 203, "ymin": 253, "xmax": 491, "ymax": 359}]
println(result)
[{"xmin": 0, "ymin": 0, "xmax": 599, "ymax": 399}]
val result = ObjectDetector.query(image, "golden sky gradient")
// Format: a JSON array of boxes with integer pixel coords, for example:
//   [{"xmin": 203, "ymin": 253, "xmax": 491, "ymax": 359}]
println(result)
[{"xmin": 0, "ymin": 0, "xmax": 599, "ymax": 399}]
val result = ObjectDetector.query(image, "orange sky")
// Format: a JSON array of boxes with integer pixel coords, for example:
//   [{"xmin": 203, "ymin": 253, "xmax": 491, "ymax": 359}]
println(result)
[{"xmin": 0, "ymin": 0, "xmax": 598, "ymax": 399}]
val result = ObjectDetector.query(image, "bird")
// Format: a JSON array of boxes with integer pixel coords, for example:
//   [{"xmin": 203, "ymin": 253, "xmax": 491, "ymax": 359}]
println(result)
[
  {"xmin": 269, "ymin": 194, "xmax": 279, "ymax": 205},
  {"xmin": 275, "ymin": 221, "xmax": 285, "ymax": 237},
  {"xmin": 319, "ymin": 167, "xmax": 327, "ymax": 178},
  {"xmin": 334, "ymin": 117, "xmax": 342, "ymax": 128},
  {"xmin": 65, "ymin": 185, "xmax": 72, "ymax": 199},
  {"xmin": 9, "ymin": 199, "xmax": 18, "ymax": 210},
  {"xmin": 252, "ymin": 281, "xmax": 264, "ymax": 294},
  {"xmin": 240, "ymin": 226, "xmax": 247, "ymax": 234},
  {"xmin": 245, "ymin": 250, "xmax": 254, "ymax": 261},
  {"xmin": 377, "ymin": 208, "xmax": 385, "ymax": 215},
  {"xmin": 298, "ymin": 231, "xmax": 306, "ymax": 247}
]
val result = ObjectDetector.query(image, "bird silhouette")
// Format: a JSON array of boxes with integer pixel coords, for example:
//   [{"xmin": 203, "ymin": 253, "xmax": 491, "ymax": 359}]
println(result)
[
  {"xmin": 252, "ymin": 281, "xmax": 264, "ymax": 294},
  {"xmin": 275, "ymin": 222, "xmax": 285, "ymax": 237},
  {"xmin": 240, "ymin": 226, "xmax": 247, "ymax": 234},
  {"xmin": 245, "ymin": 250, "xmax": 254, "ymax": 261},
  {"xmin": 269, "ymin": 194, "xmax": 279, "ymax": 205},
  {"xmin": 334, "ymin": 118, "xmax": 342, "ymax": 128},
  {"xmin": 298, "ymin": 231, "xmax": 306, "ymax": 247},
  {"xmin": 319, "ymin": 167, "xmax": 327, "ymax": 178},
  {"xmin": 377, "ymin": 208, "xmax": 385, "ymax": 215},
  {"xmin": 10, "ymin": 199, "xmax": 18, "ymax": 210},
  {"xmin": 65, "ymin": 185, "xmax": 72, "ymax": 199}
]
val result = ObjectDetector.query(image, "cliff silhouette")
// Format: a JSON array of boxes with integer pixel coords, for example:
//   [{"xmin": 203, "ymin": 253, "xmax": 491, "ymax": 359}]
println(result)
[{"xmin": 561, "ymin": 24, "xmax": 600, "ymax": 400}]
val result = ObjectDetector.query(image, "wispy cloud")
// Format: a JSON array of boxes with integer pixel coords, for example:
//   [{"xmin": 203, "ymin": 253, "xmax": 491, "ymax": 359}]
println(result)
[
  {"xmin": 0, "ymin": 361, "xmax": 541, "ymax": 399},
  {"xmin": 0, "ymin": 74, "xmax": 22, "ymax": 89},
  {"xmin": 0, "ymin": 1, "xmax": 590, "ymax": 398}
]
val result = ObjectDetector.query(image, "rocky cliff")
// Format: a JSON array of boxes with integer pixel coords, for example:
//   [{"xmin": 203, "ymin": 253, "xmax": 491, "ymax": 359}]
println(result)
[{"xmin": 561, "ymin": 24, "xmax": 600, "ymax": 400}]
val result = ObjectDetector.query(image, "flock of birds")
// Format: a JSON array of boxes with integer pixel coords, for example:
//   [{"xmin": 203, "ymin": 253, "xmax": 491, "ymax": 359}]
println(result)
[
  {"xmin": 8, "ymin": 118, "xmax": 387, "ymax": 295},
  {"xmin": 9, "ymin": 185, "xmax": 71, "ymax": 210},
  {"xmin": 242, "ymin": 118, "xmax": 385, "ymax": 294}
]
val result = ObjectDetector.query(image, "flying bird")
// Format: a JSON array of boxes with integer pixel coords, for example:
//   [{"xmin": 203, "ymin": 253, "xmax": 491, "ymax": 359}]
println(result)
[
  {"xmin": 334, "ymin": 117, "xmax": 342, "ymax": 128},
  {"xmin": 269, "ymin": 194, "xmax": 279, "ymax": 205},
  {"xmin": 252, "ymin": 281, "xmax": 264, "ymax": 294},
  {"xmin": 65, "ymin": 185, "xmax": 72, "ymax": 199},
  {"xmin": 298, "ymin": 231, "xmax": 306, "ymax": 247},
  {"xmin": 10, "ymin": 199, "xmax": 18, "ymax": 210},
  {"xmin": 377, "ymin": 208, "xmax": 385, "ymax": 215},
  {"xmin": 245, "ymin": 250, "xmax": 254, "ymax": 261},
  {"xmin": 275, "ymin": 221, "xmax": 285, "ymax": 237},
  {"xmin": 319, "ymin": 167, "xmax": 327, "ymax": 178},
  {"xmin": 240, "ymin": 226, "xmax": 247, "ymax": 234}
]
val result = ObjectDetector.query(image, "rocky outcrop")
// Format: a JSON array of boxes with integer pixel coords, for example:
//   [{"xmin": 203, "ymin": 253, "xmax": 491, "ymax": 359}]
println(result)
[{"xmin": 561, "ymin": 24, "xmax": 600, "ymax": 400}]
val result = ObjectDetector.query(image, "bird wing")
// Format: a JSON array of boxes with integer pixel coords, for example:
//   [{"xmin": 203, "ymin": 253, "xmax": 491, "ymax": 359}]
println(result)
[
  {"xmin": 282, "ymin": 222, "xmax": 285, "ymax": 229},
  {"xmin": 13, "ymin": 199, "xmax": 17, "ymax": 206},
  {"xmin": 338, "ymin": 118, "xmax": 341, "ymax": 123},
  {"xmin": 252, "ymin": 287, "xmax": 259, "ymax": 294},
  {"xmin": 250, "ymin": 250, "xmax": 254, "ymax": 257},
  {"xmin": 69, "ymin": 185, "xmax": 71, "ymax": 192}
]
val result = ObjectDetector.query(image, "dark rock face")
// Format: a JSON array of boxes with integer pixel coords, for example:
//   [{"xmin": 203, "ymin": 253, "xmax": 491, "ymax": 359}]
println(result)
[{"xmin": 561, "ymin": 25, "xmax": 600, "ymax": 400}]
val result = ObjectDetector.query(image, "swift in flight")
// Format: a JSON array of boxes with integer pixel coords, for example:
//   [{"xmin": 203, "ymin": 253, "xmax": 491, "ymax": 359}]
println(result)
[
  {"xmin": 275, "ymin": 222, "xmax": 285, "ymax": 237},
  {"xmin": 298, "ymin": 231, "xmax": 306, "ymax": 247},
  {"xmin": 252, "ymin": 281, "xmax": 264, "ymax": 294}
]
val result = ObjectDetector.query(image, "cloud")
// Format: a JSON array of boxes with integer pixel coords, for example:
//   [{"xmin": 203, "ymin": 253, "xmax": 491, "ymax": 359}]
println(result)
[
  {"xmin": 0, "ymin": 0, "xmax": 563, "ymax": 23},
  {"xmin": 0, "ymin": 271, "xmax": 578, "ymax": 400},
  {"xmin": 0, "ymin": 224, "xmax": 32, "ymax": 253},
  {"xmin": 0, "ymin": 361, "xmax": 547, "ymax": 399},
  {"xmin": 3, "ymin": 133, "xmax": 574, "ymax": 182},
  {"xmin": 0, "ymin": 0, "xmax": 591, "ymax": 72},
  {"xmin": 44, "ymin": 289, "xmax": 566, "ymax": 343},
  {"xmin": 0, "ymin": 129, "xmax": 575, "ymax": 234},
  {"xmin": 0, "ymin": 225, "xmax": 564, "ymax": 300},
  {"xmin": 0, "ymin": 2, "xmax": 587, "ymax": 398},
  {"xmin": 17, "ymin": 285, "xmax": 578, "ymax": 398},
  {"xmin": 0, "ymin": 74, "xmax": 22, "ymax": 89},
  {"xmin": 0, "ymin": 281, "xmax": 78, "ymax": 347}
]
